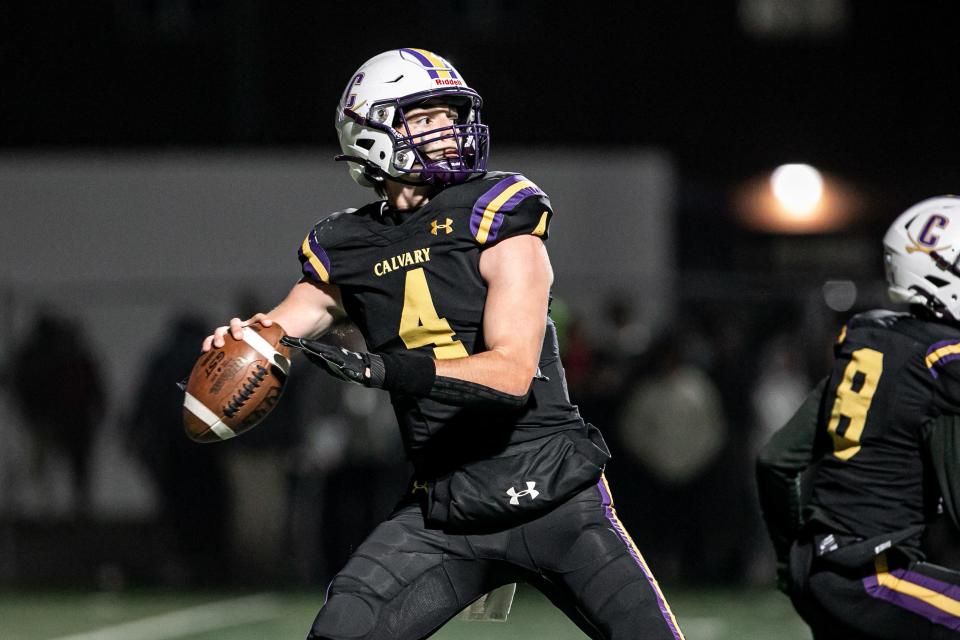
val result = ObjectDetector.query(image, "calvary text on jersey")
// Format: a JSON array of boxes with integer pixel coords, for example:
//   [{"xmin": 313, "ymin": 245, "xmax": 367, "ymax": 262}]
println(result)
[{"xmin": 373, "ymin": 247, "xmax": 432, "ymax": 276}]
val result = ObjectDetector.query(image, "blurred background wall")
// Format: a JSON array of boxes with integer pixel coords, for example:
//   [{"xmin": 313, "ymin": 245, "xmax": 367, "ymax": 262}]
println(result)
[{"xmin": 1, "ymin": 0, "xmax": 959, "ymax": 591}]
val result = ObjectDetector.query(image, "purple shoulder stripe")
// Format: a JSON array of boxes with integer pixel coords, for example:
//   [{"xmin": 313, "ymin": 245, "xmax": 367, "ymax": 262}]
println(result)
[
  {"xmin": 299, "ymin": 230, "xmax": 332, "ymax": 283},
  {"xmin": 470, "ymin": 175, "xmax": 545, "ymax": 243},
  {"xmin": 925, "ymin": 339, "xmax": 960, "ymax": 379}
]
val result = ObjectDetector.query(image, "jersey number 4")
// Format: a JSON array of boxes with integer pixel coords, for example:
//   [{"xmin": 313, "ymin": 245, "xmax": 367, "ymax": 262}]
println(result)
[
  {"xmin": 826, "ymin": 347, "xmax": 884, "ymax": 460},
  {"xmin": 399, "ymin": 268, "xmax": 469, "ymax": 360}
]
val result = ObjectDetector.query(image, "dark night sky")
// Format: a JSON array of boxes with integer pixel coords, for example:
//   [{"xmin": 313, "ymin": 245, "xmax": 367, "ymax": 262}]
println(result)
[{"xmin": 3, "ymin": 1, "xmax": 959, "ymax": 190}]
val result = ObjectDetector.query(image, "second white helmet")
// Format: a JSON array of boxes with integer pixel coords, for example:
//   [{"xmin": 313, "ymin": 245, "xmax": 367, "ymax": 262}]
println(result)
[
  {"xmin": 334, "ymin": 48, "xmax": 490, "ymax": 188},
  {"xmin": 883, "ymin": 195, "xmax": 960, "ymax": 321}
]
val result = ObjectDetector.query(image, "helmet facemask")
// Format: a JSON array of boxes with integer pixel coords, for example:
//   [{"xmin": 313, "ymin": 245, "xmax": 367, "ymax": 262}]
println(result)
[
  {"xmin": 345, "ymin": 89, "xmax": 489, "ymax": 187},
  {"xmin": 335, "ymin": 49, "xmax": 491, "ymax": 189}
]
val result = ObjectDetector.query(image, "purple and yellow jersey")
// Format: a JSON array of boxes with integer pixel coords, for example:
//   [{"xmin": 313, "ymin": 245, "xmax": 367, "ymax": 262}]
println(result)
[
  {"xmin": 804, "ymin": 309, "xmax": 960, "ymax": 555},
  {"xmin": 297, "ymin": 172, "xmax": 579, "ymax": 474}
]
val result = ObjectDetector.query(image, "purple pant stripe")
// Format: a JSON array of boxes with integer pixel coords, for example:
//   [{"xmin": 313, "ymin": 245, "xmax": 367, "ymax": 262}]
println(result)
[
  {"xmin": 864, "ymin": 579, "xmax": 960, "ymax": 631},
  {"xmin": 890, "ymin": 567, "xmax": 960, "ymax": 601},
  {"xmin": 863, "ymin": 568, "xmax": 960, "ymax": 631},
  {"xmin": 597, "ymin": 478, "xmax": 685, "ymax": 640}
]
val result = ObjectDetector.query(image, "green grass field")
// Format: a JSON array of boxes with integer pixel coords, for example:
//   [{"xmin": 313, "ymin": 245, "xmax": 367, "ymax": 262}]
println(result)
[{"xmin": 0, "ymin": 586, "xmax": 812, "ymax": 640}]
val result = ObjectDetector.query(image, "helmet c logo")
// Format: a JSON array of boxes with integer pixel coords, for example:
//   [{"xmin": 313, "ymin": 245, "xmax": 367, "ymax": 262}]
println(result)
[
  {"xmin": 342, "ymin": 72, "xmax": 364, "ymax": 109},
  {"xmin": 919, "ymin": 214, "xmax": 949, "ymax": 246},
  {"xmin": 907, "ymin": 214, "xmax": 951, "ymax": 254}
]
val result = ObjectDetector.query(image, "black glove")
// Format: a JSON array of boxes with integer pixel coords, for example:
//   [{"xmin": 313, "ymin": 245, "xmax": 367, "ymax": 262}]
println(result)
[{"xmin": 280, "ymin": 336, "xmax": 386, "ymax": 387}]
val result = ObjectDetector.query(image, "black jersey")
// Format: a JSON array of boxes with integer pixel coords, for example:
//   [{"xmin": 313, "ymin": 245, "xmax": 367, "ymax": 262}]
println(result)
[
  {"xmin": 297, "ymin": 172, "xmax": 585, "ymax": 475},
  {"xmin": 804, "ymin": 309, "xmax": 960, "ymax": 552}
]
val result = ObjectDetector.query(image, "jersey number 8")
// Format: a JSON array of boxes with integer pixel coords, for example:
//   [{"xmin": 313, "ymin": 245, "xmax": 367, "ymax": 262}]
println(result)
[{"xmin": 826, "ymin": 347, "xmax": 884, "ymax": 460}]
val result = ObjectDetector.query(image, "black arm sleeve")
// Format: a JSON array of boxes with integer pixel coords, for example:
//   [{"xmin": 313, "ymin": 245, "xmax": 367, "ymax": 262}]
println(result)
[
  {"xmin": 925, "ymin": 413, "xmax": 960, "ymax": 532},
  {"xmin": 756, "ymin": 377, "xmax": 827, "ymax": 562},
  {"xmin": 377, "ymin": 351, "xmax": 530, "ymax": 409},
  {"xmin": 428, "ymin": 375, "xmax": 529, "ymax": 409}
]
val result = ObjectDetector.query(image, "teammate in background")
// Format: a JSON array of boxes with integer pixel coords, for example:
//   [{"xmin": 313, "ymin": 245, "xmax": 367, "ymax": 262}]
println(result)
[
  {"xmin": 202, "ymin": 49, "xmax": 684, "ymax": 640},
  {"xmin": 756, "ymin": 196, "xmax": 960, "ymax": 639}
]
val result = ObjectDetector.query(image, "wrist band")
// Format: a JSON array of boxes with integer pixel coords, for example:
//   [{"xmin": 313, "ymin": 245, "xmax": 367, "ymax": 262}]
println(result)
[{"xmin": 378, "ymin": 350, "xmax": 436, "ymax": 395}]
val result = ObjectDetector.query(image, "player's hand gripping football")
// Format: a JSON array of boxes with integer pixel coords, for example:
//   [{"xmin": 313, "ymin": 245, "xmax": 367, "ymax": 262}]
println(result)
[
  {"xmin": 203, "ymin": 313, "xmax": 277, "ymax": 351},
  {"xmin": 280, "ymin": 337, "xmax": 384, "ymax": 387}
]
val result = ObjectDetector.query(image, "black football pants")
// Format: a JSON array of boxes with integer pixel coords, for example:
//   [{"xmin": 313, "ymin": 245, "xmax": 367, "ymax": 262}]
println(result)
[
  {"xmin": 789, "ymin": 539, "xmax": 960, "ymax": 639},
  {"xmin": 306, "ymin": 477, "xmax": 684, "ymax": 640}
]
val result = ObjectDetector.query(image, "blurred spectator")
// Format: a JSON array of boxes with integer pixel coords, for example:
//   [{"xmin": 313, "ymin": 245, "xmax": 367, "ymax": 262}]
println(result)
[
  {"xmin": 558, "ymin": 314, "xmax": 597, "ymax": 397},
  {"xmin": 285, "ymin": 325, "xmax": 407, "ymax": 584},
  {"xmin": 572, "ymin": 292, "xmax": 649, "ymax": 432},
  {"xmin": 751, "ymin": 332, "xmax": 810, "ymax": 449},
  {"xmin": 602, "ymin": 293, "xmax": 651, "ymax": 359},
  {"xmin": 618, "ymin": 334, "xmax": 727, "ymax": 485},
  {"xmin": 612, "ymin": 325, "xmax": 730, "ymax": 583},
  {"xmin": 126, "ymin": 312, "xmax": 231, "ymax": 586},
  {"xmin": 11, "ymin": 309, "xmax": 104, "ymax": 516}
]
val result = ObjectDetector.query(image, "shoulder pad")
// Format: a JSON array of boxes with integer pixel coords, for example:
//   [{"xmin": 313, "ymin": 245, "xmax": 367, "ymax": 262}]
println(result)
[
  {"xmin": 312, "ymin": 203, "xmax": 383, "ymax": 245},
  {"xmin": 846, "ymin": 309, "xmax": 907, "ymax": 331},
  {"xmin": 468, "ymin": 173, "xmax": 552, "ymax": 245},
  {"xmin": 835, "ymin": 309, "xmax": 905, "ymax": 348},
  {"xmin": 298, "ymin": 203, "xmax": 377, "ymax": 284}
]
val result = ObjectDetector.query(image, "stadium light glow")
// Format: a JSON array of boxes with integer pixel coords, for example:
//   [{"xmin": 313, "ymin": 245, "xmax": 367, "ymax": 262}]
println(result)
[
  {"xmin": 732, "ymin": 165, "xmax": 864, "ymax": 234},
  {"xmin": 770, "ymin": 164, "xmax": 824, "ymax": 217}
]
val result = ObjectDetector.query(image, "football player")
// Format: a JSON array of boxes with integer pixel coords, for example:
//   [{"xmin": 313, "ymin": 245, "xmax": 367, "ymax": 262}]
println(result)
[
  {"xmin": 756, "ymin": 196, "xmax": 960, "ymax": 639},
  {"xmin": 202, "ymin": 49, "xmax": 684, "ymax": 640}
]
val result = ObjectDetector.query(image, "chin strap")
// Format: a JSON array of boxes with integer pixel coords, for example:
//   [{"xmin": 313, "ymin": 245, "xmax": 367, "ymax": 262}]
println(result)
[
  {"xmin": 909, "ymin": 287, "xmax": 959, "ymax": 323},
  {"xmin": 906, "ymin": 249, "xmax": 960, "ymax": 322},
  {"xmin": 334, "ymin": 154, "xmax": 431, "ymax": 187}
]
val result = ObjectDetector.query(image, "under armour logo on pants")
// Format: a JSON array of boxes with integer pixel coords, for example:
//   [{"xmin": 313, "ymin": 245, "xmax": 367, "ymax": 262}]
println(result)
[{"xmin": 506, "ymin": 481, "xmax": 540, "ymax": 505}]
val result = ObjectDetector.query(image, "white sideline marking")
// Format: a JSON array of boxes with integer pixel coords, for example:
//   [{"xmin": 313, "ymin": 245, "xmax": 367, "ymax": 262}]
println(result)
[{"xmin": 47, "ymin": 593, "xmax": 281, "ymax": 640}]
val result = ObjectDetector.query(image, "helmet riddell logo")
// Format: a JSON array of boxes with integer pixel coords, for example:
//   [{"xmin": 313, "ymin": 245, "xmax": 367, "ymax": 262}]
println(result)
[
  {"xmin": 907, "ymin": 214, "xmax": 952, "ymax": 254},
  {"xmin": 506, "ymin": 481, "xmax": 540, "ymax": 505},
  {"xmin": 431, "ymin": 218, "xmax": 453, "ymax": 235}
]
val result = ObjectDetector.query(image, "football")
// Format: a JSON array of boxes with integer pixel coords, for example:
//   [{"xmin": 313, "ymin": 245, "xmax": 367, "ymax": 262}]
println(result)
[{"xmin": 182, "ymin": 323, "xmax": 291, "ymax": 443}]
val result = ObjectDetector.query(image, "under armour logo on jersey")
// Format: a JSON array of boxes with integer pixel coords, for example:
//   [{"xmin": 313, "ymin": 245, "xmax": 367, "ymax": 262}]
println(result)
[
  {"xmin": 431, "ymin": 218, "xmax": 453, "ymax": 235},
  {"xmin": 506, "ymin": 481, "xmax": 539, "ymax": 505}
]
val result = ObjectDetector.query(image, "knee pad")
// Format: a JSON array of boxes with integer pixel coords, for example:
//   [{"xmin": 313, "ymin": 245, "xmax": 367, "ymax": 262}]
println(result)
[{"xmin": 307, "ymin": 593, "xmax": 376, "ymax": 640}]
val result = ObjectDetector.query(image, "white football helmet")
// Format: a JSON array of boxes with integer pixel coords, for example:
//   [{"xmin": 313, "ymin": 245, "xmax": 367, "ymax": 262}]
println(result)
[
  {"xmin": 883, "ymin": 195, "xmax": 960, "ymax": 320},
  {"xmin": 335, "ymin": 48, "xmax": 490, "ymax": 188}
]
